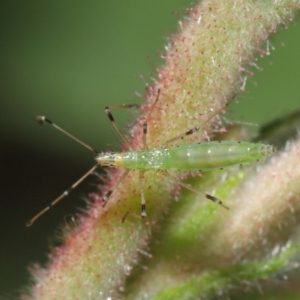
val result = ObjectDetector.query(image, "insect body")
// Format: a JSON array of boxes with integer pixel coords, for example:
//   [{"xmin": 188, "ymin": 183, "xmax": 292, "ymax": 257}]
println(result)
[
  {"xmin": 98, "ymin": 141, "xmax": 274, "ymax": 171},
  {"xmin": 27, "ymin": 90, "xmax": 275, "ymax": 226}
]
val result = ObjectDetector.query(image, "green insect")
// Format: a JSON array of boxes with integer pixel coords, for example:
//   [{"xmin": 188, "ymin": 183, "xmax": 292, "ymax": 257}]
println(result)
[{"xmin": 26, "ymin": 90, "xmax": 275, "ymax": 226}]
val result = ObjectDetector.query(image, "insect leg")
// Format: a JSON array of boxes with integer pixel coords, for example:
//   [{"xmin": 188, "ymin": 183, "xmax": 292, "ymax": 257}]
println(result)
[
  {"xmin": 162, "ymin": 171, "xmax": 229, "ymax": 209},
  {"xmin": 142, "ymin": 89, "xmax": 161, "ymax": 149},
  {"xmin": 102, "ymin": 169, "xmax": 130, "ymax": 206},
  {"xmin": 105, "ymin": 104, "xmax": 139, "ymax": 150},
  {"xmin": 26, "ymin": 164, "xmax": 99, "ymax": 227},
  {"xmin": 163, "ymin": 94, "xmax": 236, "ymax": 146},
  {"xmin": 164, "ymin": 125, "xmax": 201, "ymax": 145},
  {"xmin": 139, "ymin": 171, "xmax": 147, "ymax": 217},
  {"xmin": 121, "ymin": 211, "xmax": 142, "ymax": 223}
]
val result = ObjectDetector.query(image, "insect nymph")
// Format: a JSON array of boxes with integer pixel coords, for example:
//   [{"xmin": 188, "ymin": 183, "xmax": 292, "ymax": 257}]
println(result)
[{"xmin": 26, "ymin": 90, "xmax": 275, "ymax": 226}]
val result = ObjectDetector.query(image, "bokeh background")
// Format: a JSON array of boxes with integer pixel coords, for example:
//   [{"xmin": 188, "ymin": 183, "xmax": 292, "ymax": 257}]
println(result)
[{"xmin": 0, "ymin": 1, "xmax": 300, "ymax": 297}]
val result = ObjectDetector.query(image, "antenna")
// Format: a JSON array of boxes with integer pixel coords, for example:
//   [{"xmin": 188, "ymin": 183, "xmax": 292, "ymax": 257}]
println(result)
[
  {"xmin": 26, "ymin": 116, "xmax": 98, "ymax": 226},
  {"xmin": 26, "ymin": 164, "xmax": 98, "ymax": 226},
  {"xmin": 35, "ymin": 116, "xmax": 96, "ymax": 153}
]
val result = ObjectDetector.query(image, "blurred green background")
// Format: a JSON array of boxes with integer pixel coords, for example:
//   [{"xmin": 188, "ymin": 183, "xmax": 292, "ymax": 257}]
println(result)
[{"xmin": 0, "ymin": 1, "xmax": 299, "ymax": 297}]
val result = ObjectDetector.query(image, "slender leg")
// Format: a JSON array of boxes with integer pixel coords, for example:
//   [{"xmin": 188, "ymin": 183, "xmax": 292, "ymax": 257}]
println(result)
[
  {"xmin": 106, "ymin": 90, "xmax": 160, "ymax": 217},
  {"xmin": 164, "ymin": 125, "xmax": 202, "ymax": 145},
  {"xmin": 122, "ymin": 211, "xmax": 130, "ymax": 223},
  {"xmin": 163, "ymin": 94, "xmax": 236, "ymax": 146},
  {"xmin": 142, "ymin": 89, "xmax": 161, "ymax": 149},
  {"xmin": 139, "ymin": 171, "xmax": 147, "ymax": 217},
  {"xmin": 26, "ymin": 164, "xmax": 99, "ymax": 227},
  {"xmin": 102, "ymin": 169, "xmax": 146, "ymax": 218},
  {"xmin": 105, "ymin": 104, "xmax": 139, "ymax": 150},
  {"xmin": 121, "ymin": 211, "xmax": 142, "ymax": 223},
  {"xmin": 105, "ymin": 89, "xmax": 160, "ymax": 150},
  {"xmin": 162, "ymin": 170, "xmax": 229, "ymax": 209},
  {"xmin": 102, "ymin": 169, "xmax": 130, "ymax": 206}
]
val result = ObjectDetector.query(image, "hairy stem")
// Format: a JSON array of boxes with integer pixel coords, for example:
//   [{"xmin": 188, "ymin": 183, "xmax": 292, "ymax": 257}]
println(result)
[{"xmin": 23, "ymin": 1, "xmax": 300, "ymax": 300}]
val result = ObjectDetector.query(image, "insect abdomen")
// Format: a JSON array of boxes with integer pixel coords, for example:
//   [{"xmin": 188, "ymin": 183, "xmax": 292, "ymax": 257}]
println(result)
[
  {"xmin": 121, "ymin": 141, "xmax": 275, "ymax": 171},
  {"xmin": 165, "ymin": 141, "xmax": 274, "ymax": 171}
]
